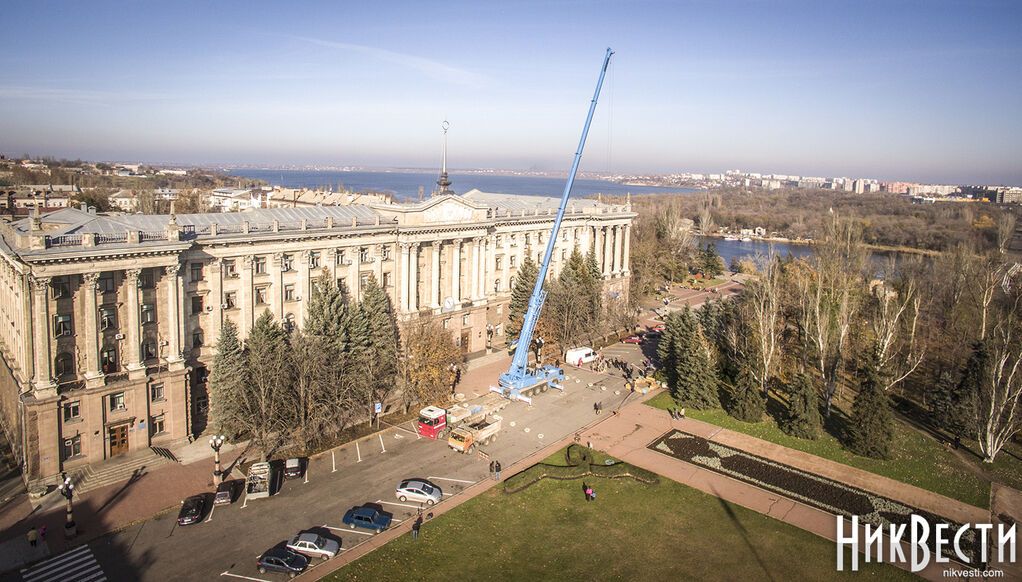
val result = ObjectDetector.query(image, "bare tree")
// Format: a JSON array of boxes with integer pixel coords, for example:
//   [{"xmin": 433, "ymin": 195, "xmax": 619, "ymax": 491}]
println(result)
[
  {"xmin": 698, "ymin": 196, "xmax": 714, "ymax": 234},
  {"xmin": 744, "ymin": 254, "xmax": 782, "ymax": 394},
  {"xmin": 287, "ymin": 330, "xmax": 334, "ymax": 453},
  {"xmin": 998, "ymin": 213, "xmax": 1017, "ymax": 255},
  {"xmin": 239, "ymin": 311, "xmax": 293, "ymax": 459},
  {"xmin": 402, "ymin": 318, "xmax": 462, "ymax": 409},
  {"xmin": 866, "ymin": 258, "xmax": 926, "ymax": 392},
  {"xmin": 974, "ymin": 294, "xmax": 1022, "ymax": 462}
]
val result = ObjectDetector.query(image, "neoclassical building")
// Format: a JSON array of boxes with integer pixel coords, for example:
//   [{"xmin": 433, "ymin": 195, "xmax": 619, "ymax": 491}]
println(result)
[{"xmin": 0, "ymin": 189, "xmax": 634, "ymax": 486}]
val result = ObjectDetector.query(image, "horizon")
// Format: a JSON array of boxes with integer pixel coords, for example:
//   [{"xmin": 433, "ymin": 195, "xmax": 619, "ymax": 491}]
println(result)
[{"xmin": 2, "ymin": 1, "xmax": 1020, "ymax": 185}]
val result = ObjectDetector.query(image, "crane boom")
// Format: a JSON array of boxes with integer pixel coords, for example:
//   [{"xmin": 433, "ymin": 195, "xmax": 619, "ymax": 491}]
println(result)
[{"xmin": 494, "ymin": 47, "xmax": 614, "ymax": 403}]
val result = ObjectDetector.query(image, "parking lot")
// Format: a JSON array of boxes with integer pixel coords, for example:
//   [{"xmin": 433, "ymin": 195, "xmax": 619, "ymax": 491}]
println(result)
[{"xmin": 8, "ymin": 344, "xmax": 648, "ymax": 582}]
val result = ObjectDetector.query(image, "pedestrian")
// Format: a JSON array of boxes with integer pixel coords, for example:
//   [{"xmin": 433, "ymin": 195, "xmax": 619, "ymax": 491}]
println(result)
[
  {"xmin": 679, "ymin": 407, "xmax": 686, "ymax": 419},
  {"xmin": 581, "ymin": 482, "xmax": 590, "ymax": 501},
  {"xmin": 590, "ymin": 487, "xmax": 597, "ymax": 502},
  {"xmin": 585, "ymin": 485, "xmax": 594, "ymax": 502},
  {"xmin": 489, "ymin": 459, "xmax": 496, "ymax": 479},
  {"xmin": 27, "ymin": 528, "xmax": 37, "ymax": 547},
  {"xmin": 597, "ymin": 402, "xmax": 603, "ymax": 415},
  {"xmin": 586, "ymin": 440, "xmax": 592, "ymax": 449},
  {"xmin": 412, "ymin": 515, "xmax": 422, "ymax": 540},
  {"xmin": 593, "ymin": 402, "xmax": 599, "ymax": 415},
  {"xmin": 38, "ymin": 525, "xmax": 46, "ymax": 542},
  {"xmin": 494, "ymin": 460, "xmax": 502, "ymax": 481}
]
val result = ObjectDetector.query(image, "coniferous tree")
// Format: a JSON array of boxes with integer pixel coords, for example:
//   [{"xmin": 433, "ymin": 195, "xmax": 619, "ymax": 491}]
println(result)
[
  {"xmin": 931, "ymin": 368, "xmax": 974, "ymax": 445},
  {"xmin": 208, "ymin": 319, "xmax": 246, "ymax": 438},
  {"xmin": 700, "ymin": 243, "xmax": 724, "ymax": 278},
  {"xmin": 781, "ymin": 373, "xmax": 822, "ymax": 439},
  {"xmin": 725, "ymin": 361, "xmax": 765, "ymax": 422},
  {"xmin": 583, "ymin": 249, "xmax": 604, "ymax": 329},
  {"xmin": 669, "ymin": 306, "xmax": 720, "ymax": 409},
  {"xmin": 657, "ymin": 310, "xmax": 681, "ymax": 388},
  {"xmin": 355, "ymin": 274, "xmax": 400, "ymax": 422},
  {"xmin": 507, "ymin": 254, "xmax": 539, "ymax": 343},
  {"xmin": 847, "ymin": 357, "xmax": 895, "ymax": 459},
  {"xmin": 305, "ymin": 270, "xmax": 347, "ymax": 341},
  {"xmin": 242, "ymin": 311, "xmax": 293, "ymax": 458}
]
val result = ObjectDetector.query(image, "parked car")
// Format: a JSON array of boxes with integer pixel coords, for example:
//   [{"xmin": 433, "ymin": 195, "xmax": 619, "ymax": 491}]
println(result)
[
  {"xmin": 284, "ymin": 458, "xmax": 303, "ymax": 480},
  {"xmin": 342, "ymin": 505, "xmax": 392, "ymax": 533},
  {"xmin": 256, "ymin": 547, "xmax": 308, "ymax": 578},
  {"xmin": 177, "ymin": 494, "xmax": 206, "ymax": 526},
  {"xmin": 645, "ymin": 331, "xmax": 662, "ymax": 340},
  {"xmin": 622, "ymin": 335, "xmax": 644, "ymax": 344},
  {"xmin": 651, "ymin": 324, "xmax": 666, "ymax": 332},
  {"xmin": 395, "ymin": 479, "xmax": 443, "ymax": 506},
  {"xmin": 286, "ymin": 532, "xmax": 339, "ymax": 560},
  {"xmin": 213, "ymin": 481, "xmax": 234, "ymax": 506}
]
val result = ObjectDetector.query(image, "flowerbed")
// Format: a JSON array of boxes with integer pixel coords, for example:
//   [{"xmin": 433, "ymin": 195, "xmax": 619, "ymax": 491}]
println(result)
[{"xmin": 650, "ymin": 430, "xmax": 978, "ymax": 564}]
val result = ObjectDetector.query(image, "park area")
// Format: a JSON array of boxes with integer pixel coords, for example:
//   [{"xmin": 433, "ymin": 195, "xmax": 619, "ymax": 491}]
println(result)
[{"xmin": 326, "ymin": 448, "xmax": 909, "ymax": 581}]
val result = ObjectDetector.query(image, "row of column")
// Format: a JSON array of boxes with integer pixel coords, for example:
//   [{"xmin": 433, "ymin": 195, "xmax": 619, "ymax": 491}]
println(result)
[{"xmin": 594, "ymin": 223, "xmax": 631, "ymax": 278}]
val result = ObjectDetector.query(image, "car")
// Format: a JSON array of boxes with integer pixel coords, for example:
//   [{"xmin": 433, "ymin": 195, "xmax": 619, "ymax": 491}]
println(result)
[
  {"xmin": 286, "ymin": 532, "xmax": 340, "ymax": 560},
  {"xmin": 395, "ymin": 479, "xmax": 443, "ymax": 506},
  {"xmin": 342, "ymin": 504, "xmax": 392, "ymax": 533},
  {"xmin": 284, "ymin": 458, "xmax": 303, "ymax": 480},
  {"xmin": 257, "ymin": 547, "xmax": 308, "ymax": 578},
  {"xmin": 622, "ymin": 335, "xmax": 644, "ymax": 344},
  {"xmin": 213, "ymin": 481, "xmax": 234, "ymax": 506},
  {"xmin": 651, "ymin": 324, "xmax": 666, "ymax": 332},
  {"xmin": 177, "ymin": 494, "xmax": 206, "ymax": 526},
  {"xmin": 645, "ymin": 331, "xmax": 662, "ymax": 340}
]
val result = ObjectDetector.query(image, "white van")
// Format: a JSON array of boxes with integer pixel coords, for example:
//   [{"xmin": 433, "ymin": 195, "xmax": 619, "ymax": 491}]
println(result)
[{"xmin": 565, "ymin": 347, "xmax": 598, "ymax": 367}]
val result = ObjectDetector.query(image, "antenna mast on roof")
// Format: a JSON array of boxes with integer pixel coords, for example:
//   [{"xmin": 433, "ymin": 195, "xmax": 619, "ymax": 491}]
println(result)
[{"xmin": 435, "ymin": 120, "xmax": 454, "ymax": 196}]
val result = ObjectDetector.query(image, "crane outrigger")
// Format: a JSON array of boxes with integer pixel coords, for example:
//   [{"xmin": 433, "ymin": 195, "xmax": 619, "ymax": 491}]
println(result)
[{"xmin": 492, "ymin": 47, "xmax": 614, "ymax": 404}]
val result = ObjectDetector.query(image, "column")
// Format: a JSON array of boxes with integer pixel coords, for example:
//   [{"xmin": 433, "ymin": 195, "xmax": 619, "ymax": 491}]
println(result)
[
  {"xmin": 399, "ymin": 243, "xmax": 410, "ymax": 312},
  {"xmin": 451, "ymin": 239, "xmax": 462, "ymax": 304},
  {"xmin": 408, "ymin": 243, "xmax": 419, "ymax": 312},
  {"xmin": 271, "ymin": 253, "xmax": 284, "ymax": 322},
  {"xmin": 485, "ymin": 237, "xmax": 496, "ymax": 297},
  {"xmin": 240, "ymin": 256, "xmax": 253, "ymax": 338},
  {"xmin": 123, "ymin": 268, "xmax": 145, "ymax": 376},
  {"xmin": 350, "ymin": 250, "xmax": 361, "ymax": 301},
  {"xmin": 326, "ymin": 249, "xmax": 338, "ymax": 283},
  {"xmin": 592, "ymin": 226, "xmax": 602, "ymax": 269},
  {"xmin": 622, "ymin": 224, "xmax": 631, "ymax": 275},
  {"xmin": 470, "ymin": 237, "xmax": 482, "ymax": 301},
  {"xmin": 612, "ymin": 224, "xmax": 622, "ymax": 276},
  {"xmin": 501, "ymin": 236, "xmax": 510, "ymax": 293},
  {"xmin": 431, "ymin": 242, "xmax": 441, "ymax": 309},
  {"xmin": 164, "ymin": 264, "xmax": 184, "ymax": 369},
  {"xmin": 601, "ymin": 226, "xmax": 613, "ymax": 278},
  {"xmin": 297, "ymin": 251, "xmax": 310, "ymax": 325},
  {"xmin": 82, "ymin": 273, "xmax": 104, "ymax": 384},
  {"xmin": 29, "ymin": 276, "xmax": 55, "ymax": 394},
  {"xmin": 209, "ymin": 258, "xmax": 223, "ymax": 345}
]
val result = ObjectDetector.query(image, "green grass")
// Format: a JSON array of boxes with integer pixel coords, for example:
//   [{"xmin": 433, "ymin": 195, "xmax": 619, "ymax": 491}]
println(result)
[
  {"xmin": 326, "ymin": 455, "xmax": 911, "ymax": 582},
  {"xmin": 646, "ymin": 391, "xmax": 991, "ymax": 508}
]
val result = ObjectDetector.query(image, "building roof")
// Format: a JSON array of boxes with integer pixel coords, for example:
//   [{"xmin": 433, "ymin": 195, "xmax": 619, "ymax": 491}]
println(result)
[{"xmin": 461, "ymin": 189, "xmax": 606, "ymax": 213}]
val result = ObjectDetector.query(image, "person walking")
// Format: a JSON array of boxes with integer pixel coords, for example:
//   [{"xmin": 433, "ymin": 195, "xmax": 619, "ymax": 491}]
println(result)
[
  {"xmin": 489, "ymin": 459, "xmax": 496, "ymax": 479},
  {"xmin": 27, "ymin": 528, "xmax": 37, "ymax": 547},
  {"xmin": 494, "ymin": 460, "xmax": 502, "ymax": 481},
  {"xmin": 593, "ymin": 402, "xmax": 599, "ymax": 415},
  {"xmin": 412, "ymin": 515, "xmax": 422, "ymax": 540},
  {"xmin": 585, "ymin": 485, "xmax": 594, "ymax": 502},
  {"xmin": 38, "ymin": 525, "xmax": 46, "ymax": 542}
]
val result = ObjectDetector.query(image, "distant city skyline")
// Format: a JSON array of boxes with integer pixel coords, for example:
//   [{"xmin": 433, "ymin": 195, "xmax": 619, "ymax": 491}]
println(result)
[{"xmin": 1, "ymin": 1, "xmax": 1020, "ymax": 185}]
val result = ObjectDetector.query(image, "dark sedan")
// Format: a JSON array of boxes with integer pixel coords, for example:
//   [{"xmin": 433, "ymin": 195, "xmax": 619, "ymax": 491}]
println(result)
[
  {"xmin": 177, "ymin": 494, "xmax": 206, "ymax": 526},
  {"xmin": 257, "ymin": 547, "xmax": 308, "ymax": 578}
]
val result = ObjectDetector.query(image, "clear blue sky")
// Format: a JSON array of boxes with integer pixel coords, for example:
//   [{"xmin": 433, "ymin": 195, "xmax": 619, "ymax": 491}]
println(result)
[{"xmin": 1, "ymin": 0, "xmax": 1020, "ymax": 184}]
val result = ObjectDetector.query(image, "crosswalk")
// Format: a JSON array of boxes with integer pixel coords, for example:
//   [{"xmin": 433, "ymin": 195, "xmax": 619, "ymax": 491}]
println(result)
[{"xmin": 20, "ymin": 544, "xmax": 106, "ymax": 582}]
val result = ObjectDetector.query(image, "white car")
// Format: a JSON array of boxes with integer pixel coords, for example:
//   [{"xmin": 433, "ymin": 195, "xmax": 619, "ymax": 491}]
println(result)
[
  {"xmin": 286, "ymin": 532, "xmax": 340, "ymax": 560},
  {"xmin": 395, "ymin": 479, "xmax": 443, "ymax": 506}
]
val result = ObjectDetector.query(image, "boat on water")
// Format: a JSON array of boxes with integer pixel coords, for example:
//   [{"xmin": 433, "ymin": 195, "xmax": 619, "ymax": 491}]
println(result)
[
  {"xmin": 741, "ymin": 237, "xmax": 752, "ymax": 242},
  {"xmin": 723, "ymin": 236, "xmax": 739, "ymax": 241}
]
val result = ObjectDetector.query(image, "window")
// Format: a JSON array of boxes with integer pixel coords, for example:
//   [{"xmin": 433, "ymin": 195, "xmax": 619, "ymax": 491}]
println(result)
[
  {"xmin": 151, "ymin": 414, "xmax": 166, "ymax": 435},
  {"xmin": 510, "ymin": 234, "xmax": 518, "ymax": 247},
  {"xmin": 495, "ymin": 256, "xmax": 503, "ymax": 271},
  {"xmin": 109, "ymin": 392, "xmax": 126, "ymax": 412},
  {"xmin": 283, "ymin": 314, "xmax": 296, "ymax": 333},
  {"xmin": 281, "ymin": 254, "xmax": 293, "ymax": 272},
  {"xmin": 563, "ymin": 231, "xmax": 569, "ymax": 241},
  {"xmin": 150, "ymin": 383, "xmax": 165, "ymax": 402},
  {"xmin": 54, "ymin": 352, "xmax": 74, "ymax": 377},
  {"xmin": 142, "ymin": 340, "xmax": 157, "ymax": 360},
  {"xmin": 525, "ymin": 234, "xmax": 531, "ymax": 247},
  {"xmin": 360, "ymin": 272, "xmax": 371, "ymax": 288},
  {"xmin": 141, "ymin": 304, "xmax": 155, "ymax": 324},
  {"xmin": 101, "ymin": 347, "xmax": 118, "ymax": 373},
  {"xmin": 52, "ymin": 277, "xmax": 71, "ymax": 299},
  {"xmin": 494, "ymin": 279, "xmax": 502, "ymax": 293},
  {"xmin": 561, "ymin": 249, "xmax": 567, "ymax": 260},
  {"xmin": 62, "ymin": 435, "xmax": 81, "ymax": 459},
  {"xmin": 310, "ymin": 251, "xmax": 321, "ymax": 268},
  {"xmin": 98, "ymin": 274, "xmax": 115, "ymax": 294},
  {"xmin": 462, "ymin": 314, "xmax": 470, "ymax": 326},
  {"xmin": 336, "ymin": 277, "xmax": 346, "ymax": 292},
  {"xmin": 284, "ymin": 284, "xmax": 295, "ymax": 302},
  {"xmin": 53, "ymin": 314, "xmax": 73, "ymax": 337},
  {"xmin": 191, "ymin": 296, "xmax": 203, "ymax": 315},
  {"xmin": 495, "ymin": 235, "xmax": 502, "ymax": 245},
  {"xmin": 442, "ymin": 318, "xmax": 450, "ymax": 329},
  {"xmin": 100, "ymin": 306, "xmax": 117, "ymax": 330},
  {"xmin": 510, "ymin": 256, "xmax": 517, "ymax": 268},
  {"xmin": 192, "ymin": 330, "xmax": 203, "ymax": 348},
  {"xmin": 63, "ymin": 400, "xmax": 81, "ymax": 422},
  {"xmin": 359, "ymin": 247, "xmax": 370, "ymax": 263},
  {"xmin": 382, "ymin": 272, "xmax": 392, "ymax": 288},
  {"xmin": 381, "ymin": 246, "xmax": 391, "ymax": 261},
  {"xmin": 190, "ymin": 262, "xmax": 204, "ymax": 282},
  {"xmin": 335, "ymin": 250, "xmax": 348, "ymax": 265},
  {"xmin": 224, "ymin": 292, "xmax": 237, "ymax": 309},
  {"xmin": 255, "ymin": 287, "xmax": 267, "ymax": 305},
  {"xmin": 139, "ymin": 270, "xmax": 155, "ymax": 289},
  {"xmin": 254, "ymin": 256, "xmax": 266, "ymax": 274},
  {"xmin": 223, "ymin": 260, "xmax": 238, "ymax": 279}
]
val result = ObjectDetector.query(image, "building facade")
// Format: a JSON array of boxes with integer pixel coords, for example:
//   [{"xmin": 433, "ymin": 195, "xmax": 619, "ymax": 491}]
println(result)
[{"xmin": 0, "ymin": 189, "xmax": 634, "ymax": 486}]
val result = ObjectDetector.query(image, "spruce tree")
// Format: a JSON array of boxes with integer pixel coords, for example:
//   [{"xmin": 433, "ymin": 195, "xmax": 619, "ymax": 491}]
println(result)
[
  {"xmin": 931, "ymin": 368, "xmax": 974, "ymax": 444},
  {"xmin": 243, "ymin": 311, "xmax": 293, "ymax": 457},
  {"xmin": 582, "ymin": 248, "xmax": 604, "ymax": 333},
  {"xmin": 354, "ymin": 274, "xmax": 400, "ymax": 420},
  {"xmin": 781, "ymin": 372, "xmax": 822, "ymax": 439},
  {"xmin": 507, "ymin": 254, "xmax": 539, "ymax": 343},
  {"xmin": 657, "ymin": 310, "xmax": 681, "ymax": 388},
  {"xmin": 305, "ymin": 269, "xmax": 347, "ymax": 340},
  {"xmin": 725, "ymin": 361, "xmax": 765, "ymax": 422},
  {"xmin": 701, "ymin": 243, "xmax": 724, "ymax": 278},
  {"xmin": 847, "ymin": 358, "xmax": 895, "ymax": 459},
  {"xmin": 669, "ymin": 306, "xmax": 720, "ymax": 409},
  {"xmin": 208, "ymin": 319, "xmax": 247, "ymax": 438}
]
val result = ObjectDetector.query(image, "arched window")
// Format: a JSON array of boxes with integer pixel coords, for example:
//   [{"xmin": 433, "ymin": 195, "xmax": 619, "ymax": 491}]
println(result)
[
  {"xmin": 54, "ymin": 352, "xmax": 75, "ymax": 378},
  {"xmin": 494, "ymin": 279, "xmax": 501, "ymax": 293}
]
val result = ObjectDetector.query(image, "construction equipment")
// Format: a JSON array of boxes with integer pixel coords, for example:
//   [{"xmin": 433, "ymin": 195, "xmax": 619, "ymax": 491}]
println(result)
[
  {"xmin": 448, "ymin": 416, "xmax": 502, "ymax": 454},
  {"xmin": 416, "ymin": 393, "xmax": 509, "ymax": 439},
  {"xmin": 494, "ymin": 47, "xmax": 615, "ymax": 404}
]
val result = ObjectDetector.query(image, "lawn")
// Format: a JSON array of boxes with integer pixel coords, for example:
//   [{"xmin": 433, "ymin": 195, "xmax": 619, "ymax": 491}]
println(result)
[
  {"xmin": 645, "ymin": 391, "xmax": 991, "ymax": 508},
  {"xmin": 326, "ymin": 454, "xmax": 911, "ymax": 582}
]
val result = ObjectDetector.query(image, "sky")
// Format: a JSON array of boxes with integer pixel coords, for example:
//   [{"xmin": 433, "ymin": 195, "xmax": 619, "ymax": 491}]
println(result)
[{"xmin": 1, "ymin": 0, "xmax": 1020, "ymax": 185}]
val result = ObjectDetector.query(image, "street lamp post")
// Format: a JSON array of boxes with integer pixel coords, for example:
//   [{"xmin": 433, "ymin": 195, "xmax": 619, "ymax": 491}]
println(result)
[
  {"xmin": 209, "ymin": 435, "xmax": 226, "ymax": 485},
  {"xmin": 59, "ymin": 473, "xmax": 76, "ymax": 538}
]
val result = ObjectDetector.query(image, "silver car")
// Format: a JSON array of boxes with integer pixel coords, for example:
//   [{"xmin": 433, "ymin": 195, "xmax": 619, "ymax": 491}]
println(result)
[
  {"xmin": 286, "ymin": 532, "xmax": 340, "ymax": 560},
  {"xmin": 395, "ymin": 479, "xmax": 443, "ymax": 505}
]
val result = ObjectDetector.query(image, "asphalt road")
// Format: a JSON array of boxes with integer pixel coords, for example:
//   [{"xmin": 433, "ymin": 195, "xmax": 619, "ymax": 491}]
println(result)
[{"xmin": 9, "ymin": 343, "xmax": 651, "ymax": 582}]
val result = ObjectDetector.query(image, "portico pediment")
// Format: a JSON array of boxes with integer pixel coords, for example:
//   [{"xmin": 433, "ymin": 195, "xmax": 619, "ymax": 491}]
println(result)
[{"xmin": 370, "ymin": 195, "xmax": 488, "ymax": 226}]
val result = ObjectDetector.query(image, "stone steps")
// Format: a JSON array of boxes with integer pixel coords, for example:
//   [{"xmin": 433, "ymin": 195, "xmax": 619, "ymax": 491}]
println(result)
[{"xmin": 70, "ymin": 448, "xmax": 174, "ymax": 496}]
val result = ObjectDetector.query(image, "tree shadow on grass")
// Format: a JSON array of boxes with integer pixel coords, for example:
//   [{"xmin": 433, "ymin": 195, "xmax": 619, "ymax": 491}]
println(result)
[{"xmin": 709, "ymin": 484, "xmax": 776, "ymax": 582}]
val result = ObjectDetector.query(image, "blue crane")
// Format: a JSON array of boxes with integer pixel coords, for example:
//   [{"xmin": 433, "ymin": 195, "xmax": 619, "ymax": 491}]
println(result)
[{"xmin": 493, "ymin": 47, "xmax": 614, "ymax": 404}]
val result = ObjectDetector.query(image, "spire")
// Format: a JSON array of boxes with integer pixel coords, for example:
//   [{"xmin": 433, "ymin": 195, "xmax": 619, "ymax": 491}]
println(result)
[{"xmin": 435, "ymin": 120, "xmax": 454, "ymax": 196}]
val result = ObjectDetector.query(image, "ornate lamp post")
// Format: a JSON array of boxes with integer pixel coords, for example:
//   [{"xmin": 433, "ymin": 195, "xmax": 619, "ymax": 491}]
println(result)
[
  {"xmin": 209, "ymin": 435, "xmax": 226, "ymax": 485},
  {"xmin": 59, "ymin": 473, "xmax": 76, "ymax": 538},
  {"xmin": 485, "ymin": 324, "xmax": 494, "ymax": 351}
]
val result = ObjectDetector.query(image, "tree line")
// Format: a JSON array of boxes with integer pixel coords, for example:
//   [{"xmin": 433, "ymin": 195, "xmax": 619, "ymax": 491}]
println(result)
[{"xmin": 658, "ymin": 213, "xmax": 1022, "ymax": 462}]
